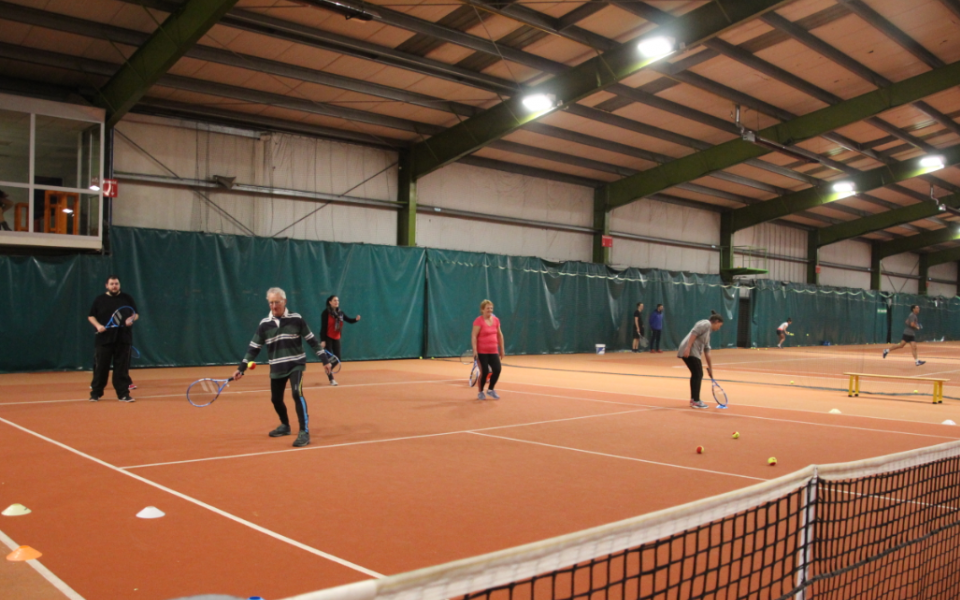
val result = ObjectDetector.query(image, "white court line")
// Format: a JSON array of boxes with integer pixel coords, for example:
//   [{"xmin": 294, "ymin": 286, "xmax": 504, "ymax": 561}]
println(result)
[
  {"xmin": 0, "ymin": 416, "xmax": 384, "ymax": 579},
  {"xmin": 121, "ymin": 408, "xmax": 657, "ymax": 469},
  {"xmin": 467, "ymin": 431, "xmax": 766, "ymax": 482},
  {"xmin": 0, "ymin": 378, "xmax": 464, "ymax": 406},
  {"xmin": 0, "ymin": 528, "xmax": 85, "ymax": 600}
]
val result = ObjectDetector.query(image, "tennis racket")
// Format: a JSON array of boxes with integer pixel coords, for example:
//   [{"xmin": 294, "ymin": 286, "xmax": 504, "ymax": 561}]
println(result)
[
  {"xmin": 469, "ymin": 359, "xmax": 480, "ymax": 387},
  {"xmin": 187, "ymin": 377, "xmax": 234, "ymax": 407},
  {"xmin": 130, "ymin": 346, "xmax": 141, "ymax": 359},
  {"xmin": 638, "ymin": 335, "xmax": 649, "ymax": 349},
  {"xmin": 710, "ymin": 378, "xmax": 729, "ymax": 409},
  {"xmin": 103, "ymin": 306, "xmax": 136, "ymax": 330},
  {"xmin": 460, "ymin": 349, "xmax": 474, "ymax": 365},
  {"xmin": 321, "ymin": 349, "xmax": 342, "ymax": 374}
]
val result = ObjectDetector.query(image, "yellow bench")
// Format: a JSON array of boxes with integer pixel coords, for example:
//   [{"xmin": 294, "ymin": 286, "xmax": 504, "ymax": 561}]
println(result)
[{"xmin": 844, "ymin": 372, "xmax": 948, "ymax": 404}]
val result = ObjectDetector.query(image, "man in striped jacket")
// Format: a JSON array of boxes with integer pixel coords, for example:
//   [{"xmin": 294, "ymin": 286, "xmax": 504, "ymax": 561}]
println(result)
[{"xmin": 234, "ymin": 287, "xmax": 331, "ymax": 448}]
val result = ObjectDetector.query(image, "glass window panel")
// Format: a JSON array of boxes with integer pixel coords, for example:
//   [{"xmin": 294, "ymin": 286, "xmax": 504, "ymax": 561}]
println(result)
[
  {"xmin": 0, "ymin": 186, "xmax": 30, "ymax": 232},
  {"xmin": 35, "ymin": 116, "xmax": 98, "ymax": 190},
  {"xmin": 0, "ymin": 109, "xmax": 31, "ymax": 184},
  {"xmin": 33, "ymin": 188, "xmax": 98, "ymax": 236}
]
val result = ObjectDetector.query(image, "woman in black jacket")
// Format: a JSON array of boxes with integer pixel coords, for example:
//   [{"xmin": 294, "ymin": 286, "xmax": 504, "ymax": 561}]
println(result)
[{"xmin": 320, "ymin": 295, "xmax": 360, "ymax": 386}]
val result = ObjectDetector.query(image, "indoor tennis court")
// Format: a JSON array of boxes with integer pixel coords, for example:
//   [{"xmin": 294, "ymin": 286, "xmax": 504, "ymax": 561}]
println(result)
[
  {"xmin": 4, "ymin": 0, "xmax": 960, "ymax": 598},
  {"xmin": 4, "ymin": 346, "xmax": 960, "ymax": 599}
]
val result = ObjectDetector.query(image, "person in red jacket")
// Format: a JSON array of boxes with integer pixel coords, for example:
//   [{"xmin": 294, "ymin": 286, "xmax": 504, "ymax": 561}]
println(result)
[{"xmin": 320, "ymin": 294, "xmax": 360, "ymax": 386}]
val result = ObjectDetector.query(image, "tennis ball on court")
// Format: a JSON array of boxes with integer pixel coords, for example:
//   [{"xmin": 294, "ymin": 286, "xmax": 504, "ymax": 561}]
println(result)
[
  {"xmin": 419, "ymin": 356, "xmax": 423, "ymax": 359},
  {"xmin": 914, "ymin": 390, "xmax": 919, "ymax": 394},
  {"xmin": 247, "ymin": 361, "xmax": 256, "ymax": 370},
  {"xmin": 696, "ymin": 446, "xmax": 704, "ymax": 454},
  {"xmin": 732, "ymin": 432, "xmax": 740, "ymax": 439},
  {"xmin": 768, "ymin": 457, "xmax": 777, "ymax": 466},
  {"xmin": 790, "ymin": 381, "xmax": 794, "ymax": 385}
]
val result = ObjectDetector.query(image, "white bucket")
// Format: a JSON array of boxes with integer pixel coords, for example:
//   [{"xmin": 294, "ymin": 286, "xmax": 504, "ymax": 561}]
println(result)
[{"xmin": 595, "ymin": 344, "xmax": 606, "ymax": 355}]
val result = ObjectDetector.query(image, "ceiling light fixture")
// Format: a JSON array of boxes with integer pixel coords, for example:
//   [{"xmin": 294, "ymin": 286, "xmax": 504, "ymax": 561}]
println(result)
[
  {"xmin": 920, "ymin": 155, "xmax": 945, "ymax": 170},
  {"xmin": 637, "ymin": 36, "xmax": 675, "ymax": 59},
  {"xmin": 88, "ymin": 177, "xmax": 100, "ymax": 192},
  {"xmin": 832, "ymin": 181, "xmax": 855, "ymax": 195},
  {"xmin": 521, "ymin": 93, "xmax": 557, "ymax": 112}
]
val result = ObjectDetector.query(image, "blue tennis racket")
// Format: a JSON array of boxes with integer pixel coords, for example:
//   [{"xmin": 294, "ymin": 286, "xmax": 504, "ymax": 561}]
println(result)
[
  {"xmin": 187, "ymin": 377, "xmax": 234, "ymax": 407},
  {"xmin": 130, "ymin": 346, "xmax": 141, "ymax": 360},
  {"xmin": 103, "ymin": 306, "xmax": 136, "ymax": 329},
  {"xmin": 711, "ymin": 378, "xmax": 729, "ymax": 409},
  {"xmin": 321, "ymin": 349, "xmax": 342, "ymax": 374}
]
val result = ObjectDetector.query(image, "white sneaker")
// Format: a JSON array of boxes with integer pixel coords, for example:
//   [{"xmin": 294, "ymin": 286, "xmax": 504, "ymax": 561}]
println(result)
[
  {"xmin": 477, "ymin": 392, "xmax": 486, "ymax": 400},
  {"xmin": 487, "ymin": 390, "xmax": 500, "ymax": 400},
  {"xmin": 883, "ymin": 349, "xmax": 889, "ymax": 359},
  {"xmin": 690, "ymin": 400, "xmax": 708, "ymax": 409},
  {"xmin": 330, "ymin": 379, "xmax": 338, "ymax": 386}
]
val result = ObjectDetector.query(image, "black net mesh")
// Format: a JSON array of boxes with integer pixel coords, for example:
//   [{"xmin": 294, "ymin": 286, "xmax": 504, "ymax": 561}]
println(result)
[{"xmin": 451, "ymin": 456, "xmax": 960, "ymax": 600}]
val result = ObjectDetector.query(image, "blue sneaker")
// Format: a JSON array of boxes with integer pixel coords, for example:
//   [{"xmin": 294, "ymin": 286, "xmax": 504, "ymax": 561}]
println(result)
[
  {"xmin": 477, "ymin": 392, "xmax": 486, "ymax": 400},
  {"xmin": 487, "ymin": 390, "xmax": 500, "ymax": 400}
]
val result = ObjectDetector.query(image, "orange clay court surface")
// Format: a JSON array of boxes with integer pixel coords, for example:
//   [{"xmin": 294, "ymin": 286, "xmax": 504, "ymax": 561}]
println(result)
[{"xmin": 3, "ymin": 345, "xmax": 960, "ymax": 600}]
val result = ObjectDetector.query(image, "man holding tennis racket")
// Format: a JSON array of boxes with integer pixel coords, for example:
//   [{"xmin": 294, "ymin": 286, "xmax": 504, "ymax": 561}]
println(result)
[
  {"xmin": 87, "ymin": 276, "xmax": 138, "ymax": 402},
  {"xmin": 883, "ymin": 305, "xmax": 926, "ymax": 366},
  {"xmin": 678, "ymin": 311, "xmax": 724, "ymax": 409},
  {"xmin": 233, "ymin": 288, "xmax": 331, "ymax": 448}
]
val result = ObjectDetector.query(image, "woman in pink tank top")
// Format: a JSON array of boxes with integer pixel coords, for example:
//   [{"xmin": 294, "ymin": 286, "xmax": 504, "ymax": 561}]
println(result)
[{"xmin": 471, "ymin": 299, "xmax": 505, "ymax": 400}]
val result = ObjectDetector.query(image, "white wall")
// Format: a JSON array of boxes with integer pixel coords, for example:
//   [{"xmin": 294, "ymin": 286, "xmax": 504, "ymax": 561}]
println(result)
[
  {"xmin": 733, "ymin": 222, "xmax": 807, "ymax": 283},
  {"xmin": 112, "ymin": 115, "xmax": 399, "ymax": 245},
  {"xmin": 819, "ymin": 239, "xmax": 872, "ymax": 290},
  {"xmin": 929, "ymin": 262, "xmax": 958, "ymax": 298},
  {"xmin": 880, "ymin": 252, "xmax": 920, "ymax": 294},
  {"xmin": 610, "ymin": 200, "xmax": 718, "ymax": 272},
  {"xmin": 416, "ymin": 162, "xmax": 593, "ymax": 262}
]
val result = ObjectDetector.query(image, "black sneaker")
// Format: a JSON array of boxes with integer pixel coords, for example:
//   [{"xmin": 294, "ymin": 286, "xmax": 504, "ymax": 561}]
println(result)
[
  {"xmin": 89, "ymin": 395, "xmax": 99, "ymax": 402},
  {"xmin": 118, "ymin": 396, "xmax": 135, "ymax": 403},
  {"xmin": 293, "ymin": 431, "xmax": 311, "ymax": 447},
  {"xmin": 916, "ymin": 360, "xmax": 926, "ymax": 366},
  {"xmin": 268, "ymin": 424, "xmax": 291, "ymax": 437}
]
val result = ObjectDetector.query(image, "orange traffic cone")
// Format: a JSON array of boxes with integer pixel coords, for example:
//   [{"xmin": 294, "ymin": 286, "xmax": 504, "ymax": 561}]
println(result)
[{"xmin": 7, "ymin": 545, "xmax": 42, "ymax": 561}]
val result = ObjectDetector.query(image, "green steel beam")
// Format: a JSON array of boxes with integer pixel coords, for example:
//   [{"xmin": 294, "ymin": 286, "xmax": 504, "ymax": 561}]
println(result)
[
  {"xmin": 97, "ymin": 0, "xmax": 240, "ymax": 127},
  {"xmin": 925, "ymin": 246, "xmax": 960, "ymax": 268},
  {"xmin": 918, "ymin": 254, "xmax": 929, "ymax": 295},
  {"xmin": 818, "ymin": 192, "xmax": 960, "ymax": 247},
  {"xmin": 397, "ymin": 150, "xmax": 417, "ymax": 247},
  {"xmin": 728, "ymin": 145, "xmax": 960, "ymax": 232},
  {"xmin": 719, "ymin": 212, "xmax": 734, "ymax": 283},
  {"xmin": 807, "ymin": 230, "xmax": 819, "ymax": 285},
  {"xmin": 592, "ymin": 188, "xmax": 611, "ymax": 264},
  {"xmin": 604, "ymin": 59, "xmax": 960, "ymax": 209},
  {"xmin": 409, "ymin": 0, "xmax": 792, "ymax": 179},
  {"xmin": 874, "ymin": 226, "xmax": 960, "ymax": 261}
]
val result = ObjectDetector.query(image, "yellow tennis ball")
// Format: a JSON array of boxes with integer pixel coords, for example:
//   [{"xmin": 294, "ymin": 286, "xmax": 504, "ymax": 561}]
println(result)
[
  {"xmin": 247, "ymin": 361, "xmax": 256, "ymax": 370},
  {"xmin": 732, "ymin": 432, "xmax": 740, "ymax": 439},
  {"xmin": 790, "ymin": 381, "xmax": 794, "ymax": 385},
  {"xmin": 768, "ymin": 457, "xmax": 777, "ymax": 466},
  {"xmin": 914, "ymin": 390, "xmax": 919, "ymax": 393},
  {"xmin": 419, "ymin": 356, "xmax": 423, "ymax": 359}
]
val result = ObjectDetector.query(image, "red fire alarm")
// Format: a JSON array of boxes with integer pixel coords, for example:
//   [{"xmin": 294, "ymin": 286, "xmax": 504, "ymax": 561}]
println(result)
[{"xmin": 601, "ymin": 235, "xmax": 613, "ymax": 248}]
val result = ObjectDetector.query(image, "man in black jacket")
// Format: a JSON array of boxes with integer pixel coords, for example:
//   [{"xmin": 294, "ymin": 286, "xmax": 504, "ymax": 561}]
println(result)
[{"xmin": 88, "ymin": 276, "xmax": 138, "ymax": 402}]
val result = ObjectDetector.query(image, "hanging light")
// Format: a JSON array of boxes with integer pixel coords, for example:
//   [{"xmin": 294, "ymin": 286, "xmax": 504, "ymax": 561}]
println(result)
[
  {"xmin": 88, "ymin": 177, "xmax": 101, "ymax": 192},
  {"xmin": 62, "ymin": 207, "xmax": 74, "ymax": 214},
  {"xmin": 521, "ymin": 93, "xmax": 557, "ymax": 112},
  {"xmin": 920, "ymin": 155, "xmax": 945, "ymax": 170},
  {"xmin": 637, "ymin": 36, "xmax": 675, "ymax": 59},
  {"xmin": 832, "ymin": 181, "xmax": 855, "ymax": 194}
]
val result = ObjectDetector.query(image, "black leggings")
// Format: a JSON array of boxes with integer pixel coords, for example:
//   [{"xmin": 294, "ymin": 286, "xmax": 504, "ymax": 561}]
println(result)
[
  {"xmin": 271, "ymin": 371, "xmax": 309, "ymax": 432},
  {"xmin": 682, "ymin": 356, "xmax": 703, "ymax": 401},
  {"xmin": 477, "ymin": 354, "xmax": 502, "ymax": 392},
  {"xmin": 651, "ymin": 329, "xmax": 662, "ymax": 351},
  {"xmin": 322, "ymin": 336, "xmax": 341, "ymax": 380},
  {"xmin": 91, "ymin": 343, "xmax": 132, "ymax": 398}
]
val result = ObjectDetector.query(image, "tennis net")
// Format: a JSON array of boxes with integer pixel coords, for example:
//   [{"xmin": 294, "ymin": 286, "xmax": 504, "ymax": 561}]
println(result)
[{"xmin": 288, "ymin": 441, "xmax": 960, "ymax": 600}]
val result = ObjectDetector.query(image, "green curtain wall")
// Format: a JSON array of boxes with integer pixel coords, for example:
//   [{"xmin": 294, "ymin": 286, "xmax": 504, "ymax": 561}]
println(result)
[
  {"xmin": 889, "ymin": 293, "xmax": 960, "ymax": 343},
  {"xmin": 0, "ymin": 227, "xmax": 426, "ymax": 372},
  {"xmin": 749, "ymin": 280, "xmax": 887, "ymax": 347},
  {"xmin": 425, "ymin": 249, "xmax": 740, "ymax": 357},
  {"xmin": 5, "ymin": 227, "xmax": 956, "ymax": 373}
]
